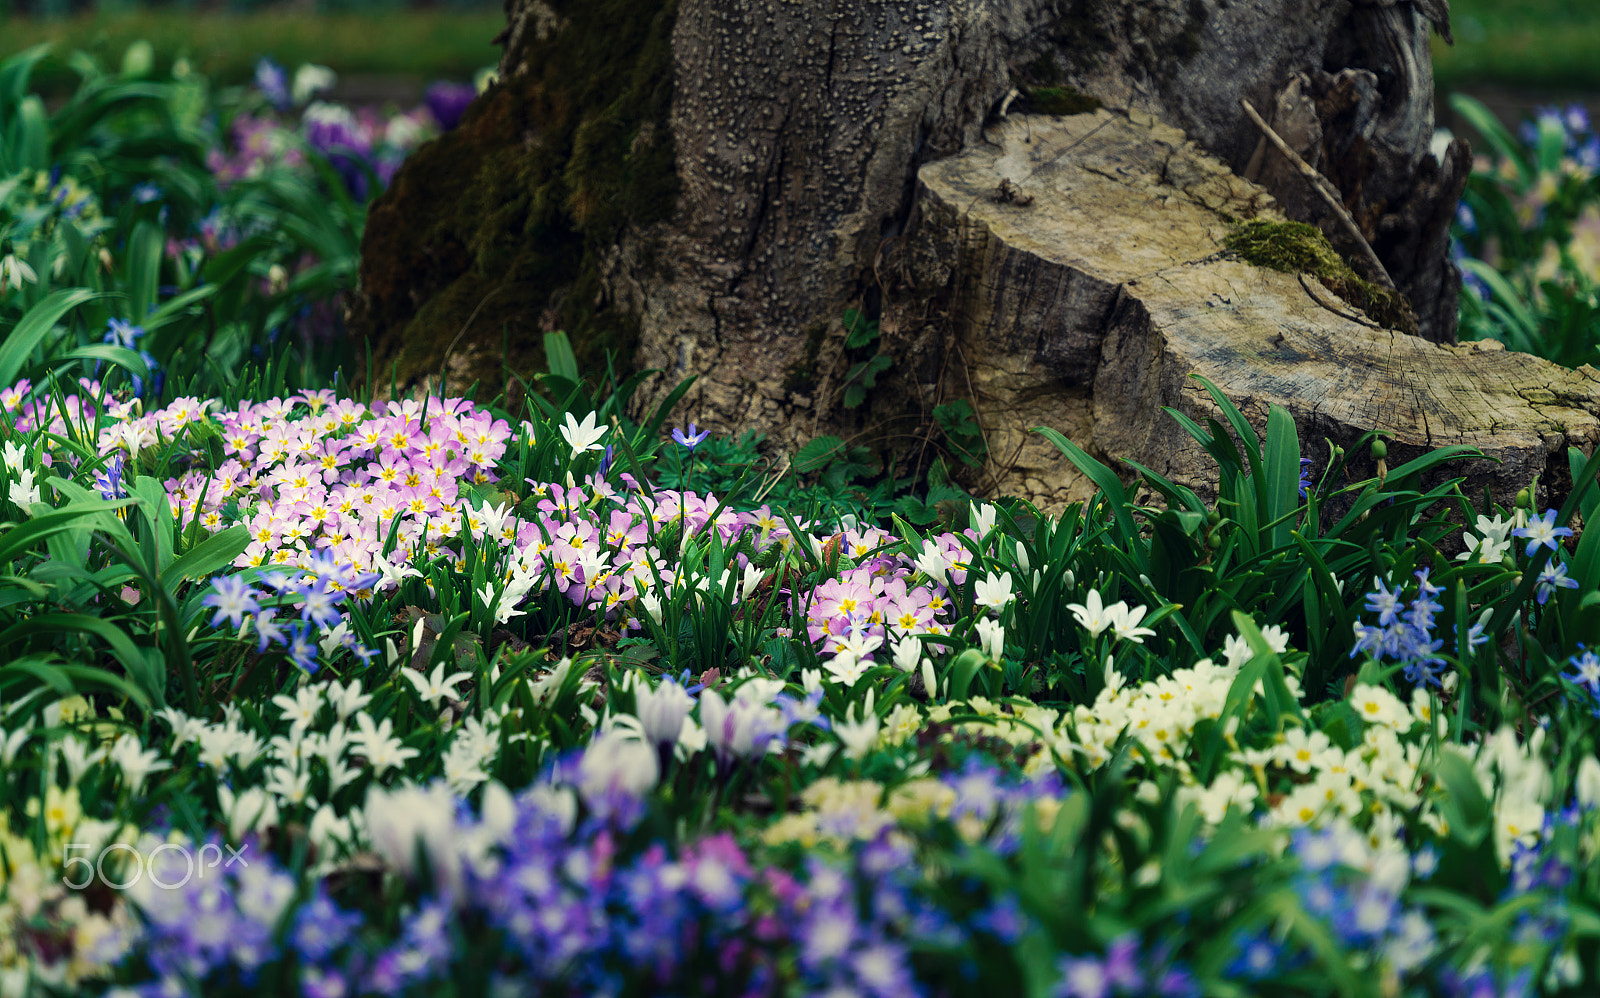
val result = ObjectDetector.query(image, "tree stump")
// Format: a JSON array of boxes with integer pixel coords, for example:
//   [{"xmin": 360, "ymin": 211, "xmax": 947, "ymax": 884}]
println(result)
[
  {"xmin": 348, "ymin": 0, "xmax": 1504, "ymax": 508},
  {"xmin": 894, "ymin": 110, "xmax": 1600, "ymax": 513}
]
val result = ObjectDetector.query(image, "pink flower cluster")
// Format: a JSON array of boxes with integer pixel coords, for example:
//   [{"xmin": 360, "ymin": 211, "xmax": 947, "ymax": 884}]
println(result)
[{"xmin": 6, "ymin": 381, "xmax": 972, "ymax": 669}]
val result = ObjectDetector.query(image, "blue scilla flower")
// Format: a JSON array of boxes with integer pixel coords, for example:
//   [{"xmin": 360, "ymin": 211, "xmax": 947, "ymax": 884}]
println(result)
[
  {"xmin": 1534, "ymin": 561, "xmax": 1579, "ymax": 604},
  {"xmin": 104, "ymin": 317, "xmax": 144, "ymax": 350},
  {"xmin": 93, "ymin": 453, "xmax": 126, "ymax": 501},
  {"xmin": 291, "ymin": 885, "xmax": 363, "ymax": 963},
  {"xmin": 1350, "ymin": 569, "xmax": 1452, "ymax": 686},
  {"xmin": 254, "ymin": 57, "xmax": 292, "ymax": 111},
  {"xmin": 1512, "ymin": 507, "xmax": 1573, "ymax": 556},
  {"xmin": 1564, "ymin": 104, "xmax": 1592, "ymax": 137},
  {"xmin": 1455, "ymin": 201, "xmax": 1477, "ymax": 235},
  {"xmin": 672, "ymin": 422, "xmax": 710, "ymax": 451},
  {"xmin": 1225, "ymin": 929, "xmax": 1288, "ymax": 981}
]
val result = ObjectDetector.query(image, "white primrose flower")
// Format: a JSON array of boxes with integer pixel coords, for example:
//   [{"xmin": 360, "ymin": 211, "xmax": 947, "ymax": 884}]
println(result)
[
  {"xmin": 292, "ymin": 64, "xmax": 337, "ymax": 104},
  {"xmin": 825, "ymin": 651, "xmax": 872, "ymax": 686},
  {"xmin": 107, "ymin": 734, "xmax": 169, "ymax": 794},
  {"xmin": 970, "ymin": 502, "xmax": 997, "ymax": 538},
  {"xmin": 2, "ymin": 726, "xmax": 29, "ymax": 767},
  {"xmin": 1107, "ymin": 602, "xmax": 1156, "ymax": 644},
  {"xmin": 913, "ymin": 541, "xmax": 949, "ymax": 587},
  {"xmin": 698, "ymin": 688, "xmax": 785, "ymax": 765},
  {"xmin": 890, "ymin": 639, "xmax": 923, "ymax": 673},
  {"xmin": 674, "ymin": 716, "xmax": 708, "ymax": 761},
  {"xmin": 1576, "ymin": 755, "xmax": 1600, "ymax": 811},
  {"xmin": 1349, "ymin": 684, "xmax": 1410, "ymax": 731},
  {"xmin": 218, "ymin": 784, "xmax": 280, "ymax": 841},
  {"xmin": 834, "ymin": 694, "xmax": 881, "ymax": 762},
  {"xmin": 975, "ymin": 617, "xmax": 1005, "ymax": 661},
  {"xmin": 353, "ymin": 713, "xmax": 419, "ymax": 776},
  {"xmin": 324, "ymin": 679, "xmax": 372, "ymax": 722},
  {"xmin": 264, "ymin": 764, "xmax": 314, "ymax": 807},
  {"xmin": 8, "ymin": 467, "xmax": 41, "ymax": 508},
  {"xmin": 272, "ymin": 685, "xmax": 325, "ymax": 730},
  {"xmin": 56, "ymin": 736, "xmax": 105, "ymax": 783},
  {"xmin": 0, "ymin": 439, "xmax": 26, "ymax": 470},
  {"xmin": 0, "ymin": 253, "xmax": 37, "ymax": 293}
]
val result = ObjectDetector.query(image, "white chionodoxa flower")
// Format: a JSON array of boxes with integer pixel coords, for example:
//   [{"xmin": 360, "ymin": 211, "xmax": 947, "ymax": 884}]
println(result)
[
  {"xmin": 364, "ymin": 782, "xmax": 463, "ymax": 897},
  {"xmin": 698, "ymin": 687, "xmax": 785, "ymax": 765},
  {"xmin": 576, "ymin": 726, "xmax": 659, "ymax": 813},
  {"xmin": 631, "ymin": 672, "xmax": 696, "ymax": 748}
]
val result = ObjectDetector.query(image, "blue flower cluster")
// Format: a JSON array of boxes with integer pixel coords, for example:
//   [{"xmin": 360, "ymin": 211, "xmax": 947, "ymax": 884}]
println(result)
[
  {"xmin": 118, "ymin": 743, "xmax": 985, "ymax": 996},
  {"xmin": 127, "ymin": 834, "xmax": 308, "ymax": 991},
  {"xmin": 1350, "ymin": 568, "xmax": 1485, "ymax": 687},
  {"xmin": 1055, "ymin": 934, "xmax": 1199, "ymax": 998},
  {"xmin": 103, "ymin": 318, "xmax": 164, "ymax": 399},
  {"xmin": 200, "ymin": 550, "xmax": 381, "ymax": 673},
  {"xmin": 1560, "ymin": 648, "xmax": 1600, "ymax": 719},
  {"xmin": 1519, "ymin": 104, "xmax": 1600, "ymax": 174}
]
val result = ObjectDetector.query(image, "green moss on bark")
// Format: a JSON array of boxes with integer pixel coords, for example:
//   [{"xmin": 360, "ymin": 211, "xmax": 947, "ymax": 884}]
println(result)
[
  {"xmin": 353, "ymin": 0, "xmax": 680, "ymax": 399},
  {"xmin": 1225, "ymin": 220, "xmax": 1418, "ymax": 335}
]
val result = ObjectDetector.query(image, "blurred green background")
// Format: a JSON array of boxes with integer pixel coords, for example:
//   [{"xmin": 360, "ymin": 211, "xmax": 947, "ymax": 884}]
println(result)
[
  {"xmin": 0, "ymin": 5, "xmax": 502, "ymax": 99},
  {"xmin": 1433, "ymin": 0, "xmax": 1600, "ymax": 92}
]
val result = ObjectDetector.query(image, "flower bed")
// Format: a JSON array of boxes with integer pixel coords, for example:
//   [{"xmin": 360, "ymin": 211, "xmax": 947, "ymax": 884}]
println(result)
[{"xmin": 1, "ymin": 40, "xmax": 1599, "ymax": 998}]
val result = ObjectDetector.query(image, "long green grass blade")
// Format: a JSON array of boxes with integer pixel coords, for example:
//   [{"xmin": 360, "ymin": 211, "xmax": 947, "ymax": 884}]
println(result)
[{"xmin": 0, "ymin": 288, "xmax": 109, "ymax": 388}]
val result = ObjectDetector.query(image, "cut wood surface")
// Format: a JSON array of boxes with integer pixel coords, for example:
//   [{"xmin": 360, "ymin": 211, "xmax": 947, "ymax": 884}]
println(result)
[{"xmin": 904, "ymin": 110, "xmax": 1600, "ymax": 513}]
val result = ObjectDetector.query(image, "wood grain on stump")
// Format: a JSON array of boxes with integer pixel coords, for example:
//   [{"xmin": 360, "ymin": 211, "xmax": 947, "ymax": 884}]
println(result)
[{"xmin": 904, "ymin": 110, "xmax": 1600, "ymax": 513}]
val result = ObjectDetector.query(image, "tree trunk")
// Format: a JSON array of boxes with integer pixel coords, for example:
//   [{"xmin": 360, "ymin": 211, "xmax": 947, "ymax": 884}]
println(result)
[{"xmin": 350, "ymin": 0, "xmax": 1530, "ymax": 508}]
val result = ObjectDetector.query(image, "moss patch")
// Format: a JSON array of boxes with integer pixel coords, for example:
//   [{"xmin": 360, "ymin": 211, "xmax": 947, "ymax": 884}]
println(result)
[
  {"xmin": 1224, "ymin": 220, "xmax": 1418, "ymax": 335},
  {"xmin": 1017, "ymin": 84, "xmax": 1102, "ymax": 117},
  {"xmin": 351, "ymin": 0, "xmax": 680, "ymax": 399}
]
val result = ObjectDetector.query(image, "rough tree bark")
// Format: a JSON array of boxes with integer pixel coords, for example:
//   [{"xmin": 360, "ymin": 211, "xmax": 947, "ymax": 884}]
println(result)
[{"xmin": 350, "ymin": 0, "xmax": 1592, "ymax": 512}]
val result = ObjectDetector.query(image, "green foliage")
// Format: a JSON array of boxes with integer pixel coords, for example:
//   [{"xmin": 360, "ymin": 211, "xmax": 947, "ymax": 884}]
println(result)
[{"xmin": 1450, "ymin": 94, "xmax": 1600, "ymax": 369}]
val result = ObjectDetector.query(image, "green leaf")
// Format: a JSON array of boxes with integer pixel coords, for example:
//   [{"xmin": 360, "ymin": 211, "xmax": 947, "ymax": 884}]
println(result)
[
  {"xmin": 1263, "ymin": 404, "xmax": 1301, "ymax": 553},
  {"xmin": 1449, "ymin": 95, "xmax": 1523, "ymax": 171},
  {"xmin": 0, "ymin": 288, "xmax": 110, "ymax": 389},
  {"xmin": 0, "ymin": 44, "xmax": 52, "ymax": 108},
  {"xmin": 161, "ymin": 525, "xmax": 251, "ymax": 592},
  {"xmin": 0, "ymin": 614, "xmax": 156, "ymax": 709},
  {"xmin": 1431, "ymin": 750, "xmax": 1491, "ymax": 846},
  {"xmin": 124, "ymin": 220, "xmax": 166, "ymax": 322},
  {"xmin": 544, "ymin": 330, "xmax": 581, "ymax": 383},
  {"xmin": 1031, "ymin": 426, "xmax": 1148, "ymax": 574},
  {"xmin": 0, "ymin": 499, "xmax": 136, "ymax": 566},
  {"xmin": 793, "ymin": 435, "xmax": 845, "ymax": 474}
]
